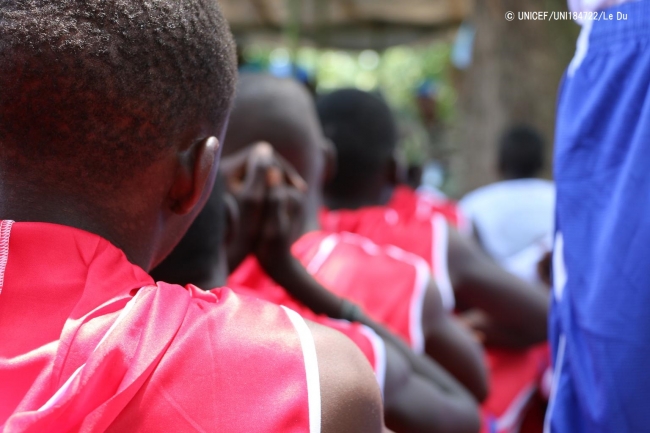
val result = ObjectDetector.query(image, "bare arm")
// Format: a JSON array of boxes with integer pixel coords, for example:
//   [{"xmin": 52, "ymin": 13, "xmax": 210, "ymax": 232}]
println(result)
[
  {"xmin": 312, "ymin": 315, "xmax": 480, "ymax": 433},
  {"xmin": 447, "ymin": 227, "xmax": 549, "ymax": 347},
  {"xmin": 262, "ymin": 228, "xmax": 488, "ymax": 403},
  {"xmin": 221, "ymin": 143, "xmax": 308, "ymax": 272},
  {"xmin": 421, "ymin": 280, "xmax": 488, "ymax": 401},
  {"xmin": 254, "ymin": 181, "xmax": 348, "ymax": 318},
  {"xmin": 458, "ymin": 309, "xmax": 542, "ymax": 348},
  {"xmin": 357, "ymin": 313, "xmax": 481, "ymax": 431},
  {"xmin": 383, "ymin": 339, "xmax": 481, "ymax": 433},
  {"xmin": 221, "ymin": 144, "xmax": 349, "ymax": 319},
  {"xmin": 307, "ymin": 321, "xmax": 384, "ymax": 433}
]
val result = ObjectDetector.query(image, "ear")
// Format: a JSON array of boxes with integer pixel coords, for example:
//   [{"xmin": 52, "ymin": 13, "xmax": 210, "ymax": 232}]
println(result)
[
  {"xmin": 168, "ymin": 136, "xmax": 220, "ymax": 215},
  {"xmin": 321, "ymin": 138, "xmax": 338, "ymax": 185}
]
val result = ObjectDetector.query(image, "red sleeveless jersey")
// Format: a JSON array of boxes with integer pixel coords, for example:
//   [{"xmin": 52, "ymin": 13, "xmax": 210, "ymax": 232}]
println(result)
[
  {"xmin": 320, "ymin": 207, "xmax": 455, "ymax": 312},
  {"xmin": 226, "ymin": 265, "xmax": 387, "ymax": 394},
  {"xmin": 231, "ymin": 231, "xmax": 432, "ymax": 354},
  {"xmin": 294, "ymin": 231, "xmax": 432, "ymax": 353},
  {"xmin": 1, "ymin": 222, "xmax": 318, "ymax": 432},
  {"xmin": 320, "ymin": 204, "xmax": 550, "ymax": 432},
  {"xmin": 389, "ymin": 186, "xmax": 470, "ymax": 235},
  {"xmin": 480, "ymin": 345, "xmax": 550, "ymax": 433}
]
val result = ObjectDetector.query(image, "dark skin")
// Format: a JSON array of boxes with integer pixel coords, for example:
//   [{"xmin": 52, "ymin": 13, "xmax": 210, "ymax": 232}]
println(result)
[
  {"xmin": 0, "ymin": 133, "xmax": 221, "ymax": 272},
  {"xmin": 448, "ymin": 228, "xmax": 548, "ymax": 348},
  {"xmin": 0, "ymin": 121, "xmax": 384, "ymax": 433},
  {"xmin": 218, "ymin": 143, "xmax": 480, "ymax": 433},
  {"xmin": 323, "ymin": 158, "xmax": 549, "ymax": 349},
  {"xmin": 224, "ymin": 76, "xmax": 488, "ymax": 402}
]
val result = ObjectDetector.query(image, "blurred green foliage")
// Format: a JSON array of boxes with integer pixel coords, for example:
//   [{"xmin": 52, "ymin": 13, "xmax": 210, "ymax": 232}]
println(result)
[{"xmin": 241, "ymin": 42, "xmax": 457, "ymax": 164}]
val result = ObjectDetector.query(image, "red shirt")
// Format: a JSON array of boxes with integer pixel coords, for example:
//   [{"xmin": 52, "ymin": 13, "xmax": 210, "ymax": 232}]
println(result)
[
  {"xmin": 481, "ymin": 345, "xmax": 550, "ymax": 433},
  {"xmin": 320, "ymin": 205, "xmax": 456, "ymax": 311},
  {"xmin": 390, "ymin": 186, "xmax": 470, "ymax": 234},
  {"xmin": 230, "ymin": 230, "xmax": 432, "ymax": 355},
  {"xmin": 228, "ymin": 282, "xmax": 386, "ymax": 396},
  {"xmin": 1, "ymin": 222, "xmax": 317, "ymax": 432},
  {"xmin": 320, "ymin": 193, "xmax": 550, "ymax": 433}
]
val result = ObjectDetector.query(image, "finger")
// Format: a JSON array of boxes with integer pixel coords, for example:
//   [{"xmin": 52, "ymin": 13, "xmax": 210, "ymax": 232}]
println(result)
[
  {"xmin": 273, "ymin": 152, "xmax": 308, "ymax": 192},
  {"xmin": 285, "ymin": 186, "xmax": 304, "ymax": 222},
  {"xmin": 472, "ymin": 330, "xmax": 486, "ymax": 344},
  {"xmin": 219, "ymin": 146, "xmax": 255, "ymax": 193},
  {"xmin": 266, "ymin": 166, "xmax": 284, "ymax": 188},
  {"xmin": 262, "ymin": 184, "xmax": 291, "ymax": 240},
  {"xmin": 219, "ymin": 147, "xmax": 249, "ymax": 173},
  {"xmin": 235, "ymin": 144, "xmax": 277, "ymax": 239},
  {"xmin": 242, "ymin": 142, "xmax": 275, "ymax": 199}
]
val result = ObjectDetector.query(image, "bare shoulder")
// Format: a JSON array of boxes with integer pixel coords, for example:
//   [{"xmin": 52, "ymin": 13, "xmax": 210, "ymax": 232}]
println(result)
[{"xmin": 306, "ymin": 320, "xmax": 384, "ymax": 433}]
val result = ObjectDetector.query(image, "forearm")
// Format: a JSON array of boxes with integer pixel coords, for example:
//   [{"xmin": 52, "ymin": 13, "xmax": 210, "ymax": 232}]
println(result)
[
  {"xmin": 455, "ymin": 268, "xmax": 549, "ymax": 345},
  {"xmin": 425, "ymin": 317, "xmax": 489, "ymax": 401},
  {"xmin": 260, "ymin": 252, "xmax": 345, "ymax": 318},
  {"xmin": 363, "ymin": 315, "xmax": 477, "ymax": 402},
  {"xmin": 449, "ymin": 229, "xmax": 549, "ymax": 345},
  {"xmin": 383, "ymin": 339, "xmax": 480, "ymax": 433},
  {"xmin": 418, "ymin": 282, "xmax": 488, "ymax": 401},
  {"xmin": 394, "ymin": 340, "xmax": 477, "ymax": 404},
  {"xmin": 460, "ymin": 310, "xmax": 539, "ymax": 349},
  {"xmin": 265, "ymin": 249, "xmax": 481, "ymax": 408},
  {"xmin": 481, "ymin": 326, "xmax": 535, "ymax": 349}
]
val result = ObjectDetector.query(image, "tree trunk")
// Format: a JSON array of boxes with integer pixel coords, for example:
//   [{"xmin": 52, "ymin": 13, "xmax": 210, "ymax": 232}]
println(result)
[{"xmin": 450, "ymin": 0, "xmax": 579, "ymax": 196}]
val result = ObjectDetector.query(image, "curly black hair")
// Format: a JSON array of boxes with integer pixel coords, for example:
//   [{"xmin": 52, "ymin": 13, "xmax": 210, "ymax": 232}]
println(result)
[
  {"xmin": 0, "ymin": 0, "xmax": 236, "ymax": 189},
  {"xmin": 498, "ymin": 125, "xmax": 546, "ymax": 178},
  {"xmin": 317, "ymin": 88, "xmax": 397, "ymax": 193}
]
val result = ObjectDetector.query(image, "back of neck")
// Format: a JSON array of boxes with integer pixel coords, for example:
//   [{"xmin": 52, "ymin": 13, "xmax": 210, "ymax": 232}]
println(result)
[{"xmin": 0, "ymin": 180, "xmax": 156, "ymax": 270}]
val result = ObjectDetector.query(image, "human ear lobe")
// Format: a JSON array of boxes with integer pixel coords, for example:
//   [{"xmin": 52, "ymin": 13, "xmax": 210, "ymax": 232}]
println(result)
[{"xmin": 169, "ymin": 136, "xmax": 220, "ymax": 215}]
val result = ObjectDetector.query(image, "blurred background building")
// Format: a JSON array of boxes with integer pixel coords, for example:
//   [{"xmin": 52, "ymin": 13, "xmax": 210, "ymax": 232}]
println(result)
[{"xmin": 220, "ymin": 0, "xmax": 579, "ymax": 196}]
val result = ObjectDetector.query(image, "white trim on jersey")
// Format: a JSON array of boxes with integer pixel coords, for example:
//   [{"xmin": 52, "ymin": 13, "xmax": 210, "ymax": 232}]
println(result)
[
  {"xmin": 408, "ymin": 259, "xmax": 430, "ymax": 355},
  {"xmin": 306, "ymin": 234, "xmax": 339, "ymax": 275},
  {"xmin": 382, "ymin": 245, "xmax": 430, "ymax": 353},
  {"xmin": 0, "ymin": 220, "xmax": 14, "ymax": 295},
  {"xmin": 359, "ymin": 324, "xmax": 387, "ymax": 398},
  {"xmin": 37, "ymin": 289, "xmax": 144, "ymax": 412},
  {"xmin": 338, "ymin": 232, "xmax": 380, "ymax": 255},
  {"xmin": 344, "ymin": 233, "xmax": 430, "ymax": 354},
  {"xmin": 431, "ymin": 214, "xmax": 455, "ymax": 312},
  {"xmin": 496, "ymin": 384, "xmax": 537, "ymax": 432},
  {"xmin": 282, "ymin": 306, "xmax": 322, "ymax": 433},
  {"xmin": 544, "ymin": 335, "xmax": 567, "ymax": 433}
]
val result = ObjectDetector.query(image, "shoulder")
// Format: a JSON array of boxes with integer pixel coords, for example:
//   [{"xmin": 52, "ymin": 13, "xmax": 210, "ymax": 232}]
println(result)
[
  {"xmin": 336, "ymin": 234, "xmax": 429, "ymax": 289},
  {"xmin": 306, "ymin": 320, "xmax": 384, "ymax": 433},
  {"xmin": 166, "ymin": 284, "xmax": 310, "ymax": 361},
  {"xmin": 114, "ymin": 285, "xmax": 319, "ymax": 431},
  {"xmin": 460, "ymin": 182, "xmax": 506, "ymax": 214},
  {"xmin": 530, "ymin": 179, "xmax": 556, "ymax": 199},
  {"xmin": 338, "ymin": 232, "xmax": 422, "ymax": 262}
]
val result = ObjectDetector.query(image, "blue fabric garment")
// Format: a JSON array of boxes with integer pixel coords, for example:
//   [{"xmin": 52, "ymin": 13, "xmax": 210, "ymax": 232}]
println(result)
[{"xmin": 549, "ymin": 2, "xmax": 650, "ymax": 432}]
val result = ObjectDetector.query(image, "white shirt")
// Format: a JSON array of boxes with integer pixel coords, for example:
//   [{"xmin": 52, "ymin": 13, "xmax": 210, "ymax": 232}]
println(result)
[{"xmin": 460, "ymin": 179, "xmax": 555, "ymax": 283}]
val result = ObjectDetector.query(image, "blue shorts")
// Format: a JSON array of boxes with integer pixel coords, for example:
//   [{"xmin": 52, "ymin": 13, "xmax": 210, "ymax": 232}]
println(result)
[{"xmin": 549, "ymin": 2, "xmax": 650, "ymax": 432}]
